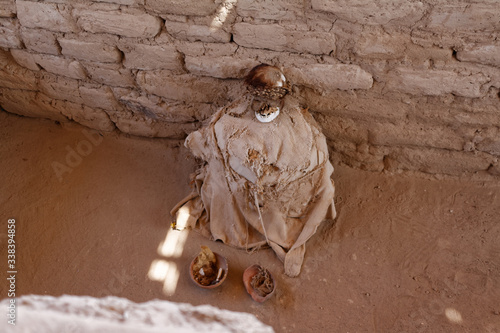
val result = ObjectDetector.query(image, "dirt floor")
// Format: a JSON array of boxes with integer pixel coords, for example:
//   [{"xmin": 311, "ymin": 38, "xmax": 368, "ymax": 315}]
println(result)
[{"xmin": 1, "ymin": 110, "xmax": 499, "ymax": 333}]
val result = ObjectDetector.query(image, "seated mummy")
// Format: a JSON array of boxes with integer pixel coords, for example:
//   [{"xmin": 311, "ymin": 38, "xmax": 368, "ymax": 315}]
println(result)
[{"xmin": 172, "ymin": 64, "xmax": 336, "ymax": 277}]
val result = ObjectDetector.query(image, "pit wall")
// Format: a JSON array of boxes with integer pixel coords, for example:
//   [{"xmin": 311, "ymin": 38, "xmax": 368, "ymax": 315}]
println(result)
[{"xmin": 0, "ymin": 0, "xmax": 499, "ymax": 177}]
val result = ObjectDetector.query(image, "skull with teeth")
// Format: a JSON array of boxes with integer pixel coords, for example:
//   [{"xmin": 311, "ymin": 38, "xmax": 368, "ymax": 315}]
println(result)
[{"xmin": 245, "ymin": 64, "xmax": 290, "ymax": 123}]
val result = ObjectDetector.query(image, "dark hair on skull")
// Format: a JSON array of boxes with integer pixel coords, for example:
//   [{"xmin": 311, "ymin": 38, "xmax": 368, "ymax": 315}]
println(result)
[{"xmin": 245, "ymin": 64, "xmax": 290, "ymax": 99}]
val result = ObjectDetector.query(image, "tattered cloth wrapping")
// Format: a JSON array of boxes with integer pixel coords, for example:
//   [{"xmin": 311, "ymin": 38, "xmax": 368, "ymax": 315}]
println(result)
[{"xmin": 171, "ymin": 95, "xmax": 336, "ymax": 277}]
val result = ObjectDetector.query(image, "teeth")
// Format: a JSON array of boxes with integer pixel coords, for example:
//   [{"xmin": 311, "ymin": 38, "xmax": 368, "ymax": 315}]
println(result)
[{"xmin": 255, "ymin": 107, "xmax": 279, "ymax": 123}]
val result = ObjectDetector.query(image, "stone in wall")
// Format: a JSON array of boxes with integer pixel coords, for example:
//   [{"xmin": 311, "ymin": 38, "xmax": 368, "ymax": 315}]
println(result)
[
  {"xmin": 410, "ymin": 26, "xmax": 497, "ymax": 52},
  {"xmin": 299, "ymin": 88, "xmax": 410, "ymax": 123},
  {"xmin": 165, "ymin": 20, "xmax": 232, "ymax": 43},
  {"xmin": 185, "ymin": 55, "xmax": 258, "ymax": 79},
  {"xmin": 416, "ymin": 100, "xmax": 500, "ymax": 128},
  {"xmin": 39, "ymin": 74, "xmax": 83, "ymax": 104},
  {"xmin": 286, "ymin": 64, "xmax": 373, "ymax": 92},
  {"xmin": 488, "ymin": 163, "xmax": 500, "ymax": 177},
  {"xmin": 477, "ymin": 137, "xmax": 500, "ymax": 157},
  {"xmin": 145, "ymin": 0, "xmax": 219, "ymax": 16},
  {"xmin": 79, "ymin": 85, "xmax": 122, "ymax": 112},
  {"xmin": 386, "ymin": 68, "xmax": 490, "ymax": 98},
  {"xmin": 21, "ymin": 28, "xmax": 60, "ymax": 55},
  {"xmin": 120, "ymin": 43, "xmax": 184, "ymax": 72},
  {"xmin": 73, "ymin": 2, "xmax": 121, "ymax": 11},
  {"xmin": 311, "ymin": 0, "xmax": 426, "ymax": 26},
  {"xmin": 457, "ymin": 44, "xmax": 500, "ymax": 68},
  {"xmin": 236, "ymin": 0, "xmax": 303, "ymax": 21},
  {"xmin": 427, "ymin": 3, "xmax": 500, "ymax": 32},
  {"xmin": 137, "ymin": 71, "xmax": 236, "ymax": 104},
  {"xmin": 0, "ymin": 0, "xmax": 16, "ymax": 18},
  {"xmin": 463, "ymin": 127, "xmax": 498, "ymax": 152},
  {"xmin": 118, "ymin": 92, "xmax": 214, "ymax": 123},
  {"xmin": 460, "ymin": 126, "xmax": 500, "ymax": 157},
  {"xmin": 174, "ymin": 40, "xmax": 239, "ymax": 57},
  {"xmin": 233, "ymin": 23, "xmax": 336, "ymax": 55},
  {"xmin": 354, "ymin": 29, "xmax": 409, "ymax": 58},
  {"xmin": 10, "ymin": 49, "xmax": 40, "ymax": 71},
  {"xmin": 82, "ymin": 62, "xmax": 136, "ymax": 88},
  {"xmin": 368, "ymin": 121, "xmax": 465, "ymax": 151},
  {"xmin": 76, "ymin": 10, "xmax": 162, "ymax": 38},
  {"xmin": 0, "ymin": 89, "xmax": 68, "ymax": 122},
  {"xmin": 233, "ymin": 46, "xmax": 319, "ymax": 70},
  {"xmin": 59, "ymin": 38, "xmax": 122, "ymax": 63},
  {"xmin": 16, "ymin": 1, "xmax": 77, "ymax": 33},
  {"xmin": 291, "ymin": 32, "xmax": 337, "ymax": 55},
  {"xmin": 402, "ymin": 44, "xmax": 454, "ymax": 68},
  {"xmin": 95, "ymin": 0, "xmax": 142, "ymax": 5},
  {"xmin": 52, "ymin": 100, "xmax": 116, "ymax": 132},
  {"xmin": 329, "ymin": 139, "xmax": 385, "ymax": 172},
  {"xmin": 32, "ymin": 54, "xmax": 87, "ymax": 80},
  {"xmin": 314, "ymin": 112, "xmax": 369, "ymax": 144},
  {"xmin": 107, "ymin": 109, "xmax": 200, "ymax": 139},
  {"xmin": 0, "ymin": 18, "xmax": 22, "ymax": 48},
  {"xmin": 0, "ymin": 50, "xmax": 37, "ymax": 90}
]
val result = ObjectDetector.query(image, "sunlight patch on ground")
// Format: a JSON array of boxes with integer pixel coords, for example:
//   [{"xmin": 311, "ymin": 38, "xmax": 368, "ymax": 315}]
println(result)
[
  {"xmin": 146, "ymin": 260, "xmax": 180, "ymax": 296},
  {"xmin": 174, "ymin": 205, "xmax": 192, "ymax": 230},
  {"xmin": 147, "ymin": 207, "xmax": 191, "ymax": 296},
  {"xmin": 445, "ymin": 308, "xmax": 463, "ymax": 324},
  {"xmin": 158, "ymin": 229, "xmax": 189, "ymax": 257}
]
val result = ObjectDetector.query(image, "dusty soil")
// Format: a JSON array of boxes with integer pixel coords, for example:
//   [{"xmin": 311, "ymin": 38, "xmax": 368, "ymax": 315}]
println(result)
[{"xmin": 1, "ymin": 110, "xmax": 499, "ymax": 333}]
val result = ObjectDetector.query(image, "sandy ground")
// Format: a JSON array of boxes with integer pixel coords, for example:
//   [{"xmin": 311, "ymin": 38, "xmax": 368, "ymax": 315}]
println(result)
[{"xmin": 1, "ymin": 110, "xmax": 499, "ymax": 333}]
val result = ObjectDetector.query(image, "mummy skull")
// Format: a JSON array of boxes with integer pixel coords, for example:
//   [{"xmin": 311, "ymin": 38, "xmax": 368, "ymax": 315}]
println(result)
[{"xmin": 245, "ymin": 64, "xmax": 289, "ymax": 123}]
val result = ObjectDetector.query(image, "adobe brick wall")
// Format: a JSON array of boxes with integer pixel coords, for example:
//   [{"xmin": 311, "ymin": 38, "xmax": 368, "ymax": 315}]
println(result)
[{"xmin": 0, "ymin": 0, "xmax": 499, "ymax": 177}]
